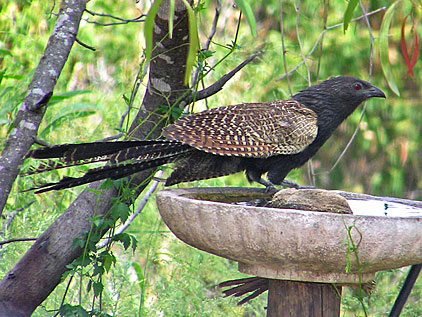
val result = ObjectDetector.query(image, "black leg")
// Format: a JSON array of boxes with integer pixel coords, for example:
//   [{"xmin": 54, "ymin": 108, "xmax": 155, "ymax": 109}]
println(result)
[
  {"xmin": 256, "ymin": 178, "xmax": 276, "ymax": 193},
  {"xmin": 280, "ymin": 179, "xmax": 315, "ymax": 189}
]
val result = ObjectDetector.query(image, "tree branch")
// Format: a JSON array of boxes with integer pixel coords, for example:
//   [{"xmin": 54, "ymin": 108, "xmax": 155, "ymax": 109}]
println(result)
[
  {"xmin": 0, "ymin": 0, "xmax": 89, "ymax": 217},
  {"xmin": 75, "ymin": 37, "xmax": 96, "ymax": 51},
  {"xmin": 185, "ymin": 51, "xmax": 263, "ymax": 105},
  {"xmin": 277, "ymin": 7, "xmax": 386, "ymax": 81},
  {"xmin": 319, "ymin": 3, "xmax": 377, "ymax": 176},
  {"xmin": 0, "ymin": 238, "xmax": 38, "ymax": 246},
  {"xmin": 96, "ymin": 172, "xmax": 163, "ymax": 249},
  {"xmin": 84, "ymin": 9, "xmax": 146, "ymax": 26},
  {"xmin": 0, "ymin": 0, "xmax": 90, "ymax": 315}
]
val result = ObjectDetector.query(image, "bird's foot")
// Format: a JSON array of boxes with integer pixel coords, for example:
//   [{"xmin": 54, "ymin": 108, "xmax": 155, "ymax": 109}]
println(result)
[
  {"xmin": 281, "ymin": 179, "xmax": 315, "ymax": 189},
  {"xmin": 264, "ymin": 184, "xmax": 276, "ymax": 193},
  {"xmin": 255, "ymin": 177, "xmax": 277, "ymax": 193}
]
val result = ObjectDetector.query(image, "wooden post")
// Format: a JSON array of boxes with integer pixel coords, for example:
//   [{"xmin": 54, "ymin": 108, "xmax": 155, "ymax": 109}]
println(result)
[{"xmin": 267, "ymin": 280, "xmax": 342, "ymax": 317}]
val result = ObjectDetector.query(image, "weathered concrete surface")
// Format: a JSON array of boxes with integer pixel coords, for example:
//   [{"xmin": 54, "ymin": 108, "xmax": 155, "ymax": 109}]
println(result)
[{"xmin": 156, "ymin": 187, "xmax": 422, "ymax": 283}]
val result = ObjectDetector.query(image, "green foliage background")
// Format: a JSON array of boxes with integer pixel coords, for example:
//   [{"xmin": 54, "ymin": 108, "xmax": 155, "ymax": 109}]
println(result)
[{"xmin": 1, "ymin": 0, "xmax": 421, "ymax": 315}]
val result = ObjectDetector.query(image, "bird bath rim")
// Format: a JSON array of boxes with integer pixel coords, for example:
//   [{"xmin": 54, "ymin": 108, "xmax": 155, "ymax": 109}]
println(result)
[{"xmin": 156, "ymin": 187, "xmax": 422, "ymax": 284}]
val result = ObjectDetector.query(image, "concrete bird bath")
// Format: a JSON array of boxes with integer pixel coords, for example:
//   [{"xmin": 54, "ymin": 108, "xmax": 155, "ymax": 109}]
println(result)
[{"xmin": 156, "ymin": 187, "xmax": 422, "ymax": 316}]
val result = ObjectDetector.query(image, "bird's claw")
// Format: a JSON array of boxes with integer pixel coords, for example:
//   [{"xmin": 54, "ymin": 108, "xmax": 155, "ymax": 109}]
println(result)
[
  {"xmin": 281, "ymin": 179, "xmax": 315, "ymax": 189},
  {"xmin": 264, "ymin": 184, "xmax": 276, "ymax": 193}
]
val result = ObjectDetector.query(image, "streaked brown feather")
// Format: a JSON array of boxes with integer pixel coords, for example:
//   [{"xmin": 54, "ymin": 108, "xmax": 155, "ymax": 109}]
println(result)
[{"xmin": 163, "ymin": 100, "xmax": 318, "ymax": 158}]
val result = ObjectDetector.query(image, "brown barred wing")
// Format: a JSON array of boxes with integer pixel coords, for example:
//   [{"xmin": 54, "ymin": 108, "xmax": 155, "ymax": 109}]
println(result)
[{"xmin": 163, "ymin": 100, "xmax": 318, "ymax": 158}]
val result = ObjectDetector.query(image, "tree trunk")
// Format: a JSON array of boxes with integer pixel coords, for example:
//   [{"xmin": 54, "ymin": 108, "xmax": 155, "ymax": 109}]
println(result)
[
  {"xmin": 0, "ymin": 0, "xmax": 89, "ymax": 216},
  {"xmin": 0, "ymin": 1, "xmax": 190, "ymax": 315}
]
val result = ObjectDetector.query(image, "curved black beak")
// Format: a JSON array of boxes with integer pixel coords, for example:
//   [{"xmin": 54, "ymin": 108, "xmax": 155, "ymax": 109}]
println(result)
[{"xmin": 369, "ymin": 85, "xmax": 386, "ymax": 99}]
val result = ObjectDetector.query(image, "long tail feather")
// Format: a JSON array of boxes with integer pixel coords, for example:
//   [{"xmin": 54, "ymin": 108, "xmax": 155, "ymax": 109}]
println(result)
[
  {"xmin": 29, "ymin": 157, "xmax": 173, "ymax": 194},
  {"xmin": 27, "ymin": 140, "xmax": 185, "ymax": 161},
  {"xmin": 25, "ymin": 140, "xmax": 194, "ymax": 192},
  {"xmin": 25, "ymin": 140, "xmax": 191, "ymax": 175}
]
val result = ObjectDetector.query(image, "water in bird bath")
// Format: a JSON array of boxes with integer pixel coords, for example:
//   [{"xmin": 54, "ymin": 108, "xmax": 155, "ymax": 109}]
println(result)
[{"xmin": 347, "ymin": 199, "xmax": 422, "ymax": 217}]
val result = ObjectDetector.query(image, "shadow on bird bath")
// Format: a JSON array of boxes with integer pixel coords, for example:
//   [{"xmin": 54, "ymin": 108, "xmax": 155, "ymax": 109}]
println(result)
[{"xmin": 156, "ymin": 187, "xmax": 422, "ymax": 316}]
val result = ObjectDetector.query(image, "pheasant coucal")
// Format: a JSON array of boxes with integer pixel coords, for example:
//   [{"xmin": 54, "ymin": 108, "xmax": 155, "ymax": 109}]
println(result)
[{"xmin": 26, "ymin": 76, "xmax": 385, "ymax": 193}]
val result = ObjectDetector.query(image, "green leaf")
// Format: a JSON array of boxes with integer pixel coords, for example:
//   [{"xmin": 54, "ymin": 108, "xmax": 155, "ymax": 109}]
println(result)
[
  {"xmin": 171, "ymin": 106, "xmax": 183, "ymax": 120},
  {"xmin": 59, "ymin": 304, "xmax": 90, "ymax": 317},
  {"xmin": 72, "ymin": 237, "xmax": 86, "ymax": 250},
  {"xmin": 86, "ymin": 279, "xmax": 92, "ymax": 293},
  {"xmin": 121, "ymin": 234, "xmax": 131, "ymax": 250},
  {"xmin": 103, "ymin": 252, "xmax": 115, "ymax": 272},
  {"xmin": 110, "ymin": 202, "xmax": 130, "ymax": 222},
  {"xmin": 234, "ymin": 0, "xmax": 257, "ymax": 37},
  {"xmin": 131, "ymin": 261, "xmax": 145, "ymax": 290},
  {"xmin": 379, "ymin": 1, "xmax": 401, "ymax": 96},
  {"xmin": 145, "ymin": 0, "xmax": 198, "ymax": 85},
  {"xmin": 48, "ymin": 90, "xmax": 91, "ymax": 106},
  {"xmin": 93, "ymin": 281, "xmax": 104, "ymax": 297},
  {"xmin": 181, "ymin": 0, "xmax": 199, "ymax": 85},
  {"xmin": 169, "ymin": 0, "xmax": 175, "ymax": 38},
  {"xmin": 1, "ymin": 73, "xmax": 25, "ymax": 81},
  {"xmin": 92, "ymin": 264, "xmax": 105, "ymax": 276},
  {"xmin": 0, "ymin": 49, "xmax": 12, "ymax": 57},
  {"xmin": 343, "ymin": 0, "xmax": 359, "ymax": 33},
  {"xmin": 131, "ymin": 235, "xmax": 138, "ymax": 252},
  {"xmin": 144, "ymin": 0, "xmax": 164, "ymax": 64},
  {"xmin": 198, "ymin": 49, "xmax": 214, "ymax": 62},
  {"xmin": 38, "ymin": 103, "xmax": 97, "ymax": 138},
  {"xmin": 113, "ymin": 233, "xmax": 132, "ymax": 250}
]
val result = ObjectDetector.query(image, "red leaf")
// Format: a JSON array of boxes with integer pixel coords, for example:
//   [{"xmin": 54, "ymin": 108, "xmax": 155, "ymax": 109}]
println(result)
[
  {"xmin": 410, "ymin": 31, "xmax": 419, "ymax": 70},
  {"xmin": 400, "ymin": 15, "xmax": 419, "ymax": 77},
  {"xmin": 401, "ymin": 16, "xmax": 412, "ymax": 76}
]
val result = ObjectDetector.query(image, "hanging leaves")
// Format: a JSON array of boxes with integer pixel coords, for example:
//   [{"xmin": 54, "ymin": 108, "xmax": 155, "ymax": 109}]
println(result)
[
  {"xmin": 144, "ymin": 0, "xmax": 163, "ymax": 66},
  {"xmin": 180, "ymin": 0, "xmax": 199, "ymax": 85},
  {"xmin": 234, "ymin": 0, "xmax": 257, "ymax": 37},
  {"xmin": 400, "ymin": 14, "xmax": 419, "ymax": 77},
  {"xmin": 144, "ymin": 0, "xmax": 199, "ymax": 85},
  {"xmin": 379, "ymin": 1, "xmax": 401, "ymax": 96},
  {"xmin": 343, "ymin": 0, "xmax": 359, "ymax": 33}
]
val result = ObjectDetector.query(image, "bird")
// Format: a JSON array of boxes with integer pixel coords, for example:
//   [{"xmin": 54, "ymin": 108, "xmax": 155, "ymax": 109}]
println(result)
[{"xmin": 25, "ymin": 76, "xmax": 385, "ymax": 193}]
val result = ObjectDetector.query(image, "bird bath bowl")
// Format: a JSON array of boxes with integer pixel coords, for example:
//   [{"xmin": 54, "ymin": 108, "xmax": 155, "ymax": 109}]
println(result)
[{"xmin": 156, "ymin": 187, "xmax": 422, "ymax": 284}]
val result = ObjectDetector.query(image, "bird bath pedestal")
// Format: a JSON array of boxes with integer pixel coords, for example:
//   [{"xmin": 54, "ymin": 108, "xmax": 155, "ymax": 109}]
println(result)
[{"xmin": 156, "ymin": 187, "xmax": 422, "ymax": 316}]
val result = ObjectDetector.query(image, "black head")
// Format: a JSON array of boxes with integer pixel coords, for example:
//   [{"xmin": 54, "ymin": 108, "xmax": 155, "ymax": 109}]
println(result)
[{"xmin": 293, "ymin": 76, "xmax": 386, "ymax": 118}]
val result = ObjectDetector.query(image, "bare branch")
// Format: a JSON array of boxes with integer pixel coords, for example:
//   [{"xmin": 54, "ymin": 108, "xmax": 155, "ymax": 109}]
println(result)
[
  {"xmin": 360, "ymin": 1, "xmax": 375, "ymax": 80},
  {"xmin": 96, "ymin": 171, "xmax": 163, "ymax": 249},
  {"xmin": 279, "ymin": 0, "xmax": 292, "ymax": 96},
  {"xmin": 75, "ymin": 37, "xmax": 96, "ymax": 51},
  {"xmin": 0, "ymin": 238, "xmax": 37, "ymax": 246},
  {"xmin": 204, "ymin": 4, "xmax": 221, "ymax": 51},
  {"xmin": 100, "ymin": 63, "xmax": 147, "ymax": 142},
  {"xmin": 277, "ymin": 7, "xmax": 386, "ymax": 81},
  {"xmin": 100, "ymin": 133, "xmax": 123, "ymax": 142},
  {"xmin": 191, "ymin": 3, "xmax": 221, "ymax": 87},
  {"xmin": 321, "ymin": 2, "xmax": 376, "ymax": 175},
  {"xmin": 84, "ymin": 9, "xmax": 145, "ymax": 26},
  {"xmin": 0, "ymin": 0, "xmax": 89, "ymax": 217},
  {"xmin": 0, "ymin": 200, "xmax": 35, "ymax": 237},
  {"xmin": 33, "ymin": 137, "xmax": 54, "ymax": 147},
  {"xmin": 186, "ymin": 52, "xmax": 263, "ymax": 104},
  {"xmin": 316, "ymin": 0, "xmax": 329, "ymax": 81},
  {"xmin": 294, "ymin": 0, "xmax": 312, "ymax": 84}
]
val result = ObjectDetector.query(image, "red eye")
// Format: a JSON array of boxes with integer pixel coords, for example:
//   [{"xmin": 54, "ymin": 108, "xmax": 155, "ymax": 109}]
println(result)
[{"xmin": 353, "ymin": 83, "xmax": 363, "ymax": 90}]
